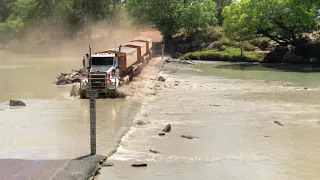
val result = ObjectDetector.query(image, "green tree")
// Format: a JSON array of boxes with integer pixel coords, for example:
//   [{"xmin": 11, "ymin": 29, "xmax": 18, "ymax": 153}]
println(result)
[
  {"xmin": 223, "ymin": 0, "xmax": 319, "ymax": 49},
  {"xmin": 213, "ymin": 0, "xmax": 232, "ymax": 26},
  {"xmin": 125, "ymin": 0, "xmax": 218, "ymax": 43},
  {"xmin": 0, "ymin": 0, "xmax": 116, "ymax": 41}
]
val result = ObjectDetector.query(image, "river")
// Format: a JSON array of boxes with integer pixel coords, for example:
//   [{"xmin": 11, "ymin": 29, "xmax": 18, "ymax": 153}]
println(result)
[
  {"xmin": 0, "ymin": 50, "xmax": 141, "ymax": 160},
  {"xmin": 1, "ymin": 50, "xmax": 320, "ymax": 180},
  {"xmin": 97, "ymin": 61, "xmax": 320, "ymax": 180}
]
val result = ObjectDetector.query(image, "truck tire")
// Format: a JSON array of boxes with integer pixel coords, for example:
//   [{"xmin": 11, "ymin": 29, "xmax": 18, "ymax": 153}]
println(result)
[
  {"xmin": 109, "ymin": 91, "xmax": 116, "ymax": 98},
  {"xmin": 79, "ymin": 90, "xmax": 86, "ymax": 99}
]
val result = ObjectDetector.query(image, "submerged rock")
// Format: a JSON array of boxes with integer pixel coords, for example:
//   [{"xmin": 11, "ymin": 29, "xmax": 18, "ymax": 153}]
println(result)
[
  {"xmin": 9, "ymin": 100, "xmax": 26, "ymax": 106},
  {"xmin": 132, "ymin": 163, "xmax": 147, "ymax": 167},
  {"xmin": 162, "ymin": 124, "xmax": 171, "ymax": 133},
  {"xmin": 181, "ymin": 135, "xmax": 199, "ymax": 139},
  {"xmin": 274, "ymin": 121, "xmax": 284, "ymax": 126}
]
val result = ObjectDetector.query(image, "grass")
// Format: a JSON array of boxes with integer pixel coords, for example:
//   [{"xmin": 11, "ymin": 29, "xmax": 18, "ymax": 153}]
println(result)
[{"xmin": 181, "ymin": 47, "xmax": 265, "ymax": 62}]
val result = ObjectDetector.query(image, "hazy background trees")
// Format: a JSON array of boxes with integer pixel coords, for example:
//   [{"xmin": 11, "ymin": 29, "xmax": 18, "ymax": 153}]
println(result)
[{"xmin": 0, "ymin": 0, "xmax": 319, "ymax": 55}]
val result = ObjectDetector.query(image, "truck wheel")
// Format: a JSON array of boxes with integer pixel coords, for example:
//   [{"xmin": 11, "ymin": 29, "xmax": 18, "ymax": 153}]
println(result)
[
  {"xmin": 109, "ymin": 91, "xmax": 116, "ymax": 98},
  {"xmin": 79, "ymin": 90, "xmax": 86, "ymax": 99}
]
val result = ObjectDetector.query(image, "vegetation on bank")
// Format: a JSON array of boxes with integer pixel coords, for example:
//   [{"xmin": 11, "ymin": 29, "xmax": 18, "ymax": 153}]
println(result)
[
  {"xmin": 0, "ymin": 0, "xmax": 319, "ymax": 64},
  {"xmin": 127, "ymin": 0, "xmax": 320, "ymax": 64},
  {"xmin": 0, "ymin": 0, "xmax": 128, "ymax": 43}
]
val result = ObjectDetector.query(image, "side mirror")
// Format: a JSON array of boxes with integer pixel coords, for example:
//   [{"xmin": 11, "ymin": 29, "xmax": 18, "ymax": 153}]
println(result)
[{"xmin": 86, "ymin": 54, "xmax": 89, "ymax": 58}]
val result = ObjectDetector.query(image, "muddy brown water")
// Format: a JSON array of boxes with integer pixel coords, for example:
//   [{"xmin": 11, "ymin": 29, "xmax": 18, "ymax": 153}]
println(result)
[{"xmin": 0, "ymin": 50, "xmax": 141, "ymax": 160}]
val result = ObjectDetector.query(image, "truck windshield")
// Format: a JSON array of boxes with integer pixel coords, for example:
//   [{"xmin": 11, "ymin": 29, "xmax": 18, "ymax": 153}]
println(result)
[{"xmin": 91, "ymin": 57, "xmax": 114, "ymax": 66}]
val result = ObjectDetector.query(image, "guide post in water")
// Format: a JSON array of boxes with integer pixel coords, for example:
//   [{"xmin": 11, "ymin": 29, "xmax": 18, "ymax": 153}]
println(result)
[{"xmin": 86, "ymin": 88, "xmax": 98, "ymax": 155}]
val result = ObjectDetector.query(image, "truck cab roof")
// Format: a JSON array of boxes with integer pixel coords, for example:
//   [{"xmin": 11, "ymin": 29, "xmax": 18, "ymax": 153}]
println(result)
[{"xmin": 91, "ymin": 53, "xmax": 115, "ymax": 57}]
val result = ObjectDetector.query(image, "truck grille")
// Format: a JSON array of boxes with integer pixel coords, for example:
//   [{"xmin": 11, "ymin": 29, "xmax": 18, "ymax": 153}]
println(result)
[{"xmin": 90, "ymin": 74, "xmax": 106, "ymax": 90}]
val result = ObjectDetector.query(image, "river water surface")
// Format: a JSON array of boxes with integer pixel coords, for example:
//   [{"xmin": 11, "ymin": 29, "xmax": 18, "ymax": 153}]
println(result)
[
  {"xmin": 2, "ymin": 50, "xmax": 320, "ymax": 180},
  {"xmin": 98, "ymin": 61, "xmax": 320, "ymax": 180},
  {"xmin": 0, "ymin": 50, "xmax": 141, "ymax": 160}
]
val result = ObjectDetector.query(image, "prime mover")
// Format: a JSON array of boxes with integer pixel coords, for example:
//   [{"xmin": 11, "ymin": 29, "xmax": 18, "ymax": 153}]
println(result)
[{"xmin": 79, "ymin": 37, "xmax": 153, "ymax": 98}]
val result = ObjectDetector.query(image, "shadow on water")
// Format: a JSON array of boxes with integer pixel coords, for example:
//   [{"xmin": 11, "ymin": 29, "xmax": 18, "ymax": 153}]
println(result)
[
  {"xmin": 198, "ymin": 62, "xmax": 320, "ymax": 87},
  {"xmin": 214, "ymin": 62, "xmax": 320, "ymax": 73}
]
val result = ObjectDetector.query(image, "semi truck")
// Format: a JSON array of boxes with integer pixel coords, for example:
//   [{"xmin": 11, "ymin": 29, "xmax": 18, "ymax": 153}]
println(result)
[{"xmin": 79, "ymin": 37, "xmax": 153, "ymax": 98}]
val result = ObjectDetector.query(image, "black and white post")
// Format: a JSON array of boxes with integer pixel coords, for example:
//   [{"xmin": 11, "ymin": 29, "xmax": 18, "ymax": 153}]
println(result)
[{"xmin": 86, "ymin": 88, "xmax": 98, "ymax": 155}]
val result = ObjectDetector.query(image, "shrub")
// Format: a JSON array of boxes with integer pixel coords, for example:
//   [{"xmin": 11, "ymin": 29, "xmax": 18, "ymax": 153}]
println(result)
[
  {"xmin": 248, "ymin": 37, "xmax": 270, "ymax": 50},
  {"xmin": 182, "ymin": 47, "xmax": 264, "ymax": 62}
]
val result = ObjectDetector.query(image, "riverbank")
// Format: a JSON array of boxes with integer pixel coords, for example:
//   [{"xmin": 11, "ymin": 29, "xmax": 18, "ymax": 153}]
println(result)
[
  {"xmin": 0, "ymin": 155, "xmax": 105, "ymax": 180},
  {"xmin": 96, "ymin": 60, "xmax": 320, "ymax": 180},
  {"xmin": 171, "ymin": 28, "xmax": 320, "ymax": 65}
]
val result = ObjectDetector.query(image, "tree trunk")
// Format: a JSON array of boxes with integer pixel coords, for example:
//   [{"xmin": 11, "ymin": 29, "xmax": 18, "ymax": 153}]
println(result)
[{"xmin": 240, "ymin": 42, "xmax": 243, "ymax": 59}]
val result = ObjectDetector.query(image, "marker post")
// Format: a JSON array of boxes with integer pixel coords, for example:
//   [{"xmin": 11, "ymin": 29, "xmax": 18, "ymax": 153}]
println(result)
[{"xmin": 86, "ymin": 89, "xmax": 98, "ymax": 155}]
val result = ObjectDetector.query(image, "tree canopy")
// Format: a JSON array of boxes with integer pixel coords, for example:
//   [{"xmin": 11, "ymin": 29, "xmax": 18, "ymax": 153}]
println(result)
[
  {"xmin": 125, "ymin": 0, "xmax": 218, "ymax": 42},
  {"xmin": 212, "ymin": 0, "xmax": 233, "ymax": 26},
  {"xmin": 222, "ymin": 0, "xmax": 319, "ymax": 47},
  {"xmin": 0, "ymin": 0, "xmax": 120, "ymax": 42}
]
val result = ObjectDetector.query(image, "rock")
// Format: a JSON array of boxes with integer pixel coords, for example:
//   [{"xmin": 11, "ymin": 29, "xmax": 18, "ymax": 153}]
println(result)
[
  {"xmin": 149, "ymin": 149, "xmax": 160, "ymax": 154},
  {"xmin": 158, "ymin": 132, "xmax": 165, "ymax": 136},
  {"xmin": 174, "ymin": 81, "xmax": 180, "ymax": 86},
  {"xmin": 181, "ymin": 135, "xmax": 199, "ymax": 139},
  {"xmin": 274, "ymin": 121, "xmax": 284, "ymax": 126},
  {"xmin": 283, "ymin": 51, "xmax": 305, "ymax": 64},
  {"xmin": 132, "ymin": 163, "xmax": 147, "ymax": 167},
  {"xmin": 101, "ymin": 162, "xmax": 114, "ymax": 167},
  {"xmin": 162, "ymin": 124, "xmax": 171, "ymax": 133},
  {"xmin": 303, "ymin": 87, "xmax": 308, "ymax": 90},
  {"xmin": 263, "ymin": 45, "xmax": 289, "ymax": 63},
  {"xmin": 158, "ymin": 76, "xmax": 166, "ymax": 82},
  {"xmin": 9, "ymin": 100, "xmax": 26, "ymax": 106},
  {"xmin": 165, "ymin": 58, "xmax": 172, "ymax": 63}
]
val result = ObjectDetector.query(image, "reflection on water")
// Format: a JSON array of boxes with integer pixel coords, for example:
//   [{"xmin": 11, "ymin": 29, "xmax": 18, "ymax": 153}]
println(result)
[
  {"xmin": 0, "ymin": 51, "xmax": 141, "ymax": 160},
  {"xmin": 198, "ymin": 62, "xmax": 320, "ymax": 87}
]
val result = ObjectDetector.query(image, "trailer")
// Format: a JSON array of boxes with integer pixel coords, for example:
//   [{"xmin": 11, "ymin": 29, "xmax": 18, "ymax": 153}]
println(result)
[{"xmin": 79, "ymin": 37, "xmax": 153, "ymax": 98}]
